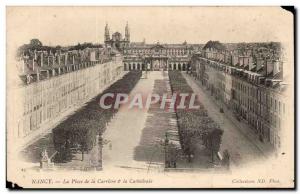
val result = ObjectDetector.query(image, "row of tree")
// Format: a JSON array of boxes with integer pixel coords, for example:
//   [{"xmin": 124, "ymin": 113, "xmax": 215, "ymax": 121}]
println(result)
[
  {"xmin": 52, "ymin": 71, "xmax": 142, "ymax": 162},
  {"xmin": 168, "ymin": 71, "xmax": 224, "ymax": 163}
]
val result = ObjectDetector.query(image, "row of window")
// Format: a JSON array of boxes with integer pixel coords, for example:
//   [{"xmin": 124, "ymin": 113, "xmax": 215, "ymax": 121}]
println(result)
[
  {"xmin": 19, "ymin": 63, "xmax": 122, "ymax": 137},
  {"xmin": 22, "ymin": 62, "xmax": 119, "ymax": 116},
  {"xmin": 124, "ymin": 48, "xmax": 192, "ymax": 55}
]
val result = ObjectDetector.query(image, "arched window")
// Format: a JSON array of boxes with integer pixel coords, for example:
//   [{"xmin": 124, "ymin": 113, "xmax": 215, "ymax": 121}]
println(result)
[{"xmin": 129, "ymin": 63, "xmax": 132, "ymax": 70}]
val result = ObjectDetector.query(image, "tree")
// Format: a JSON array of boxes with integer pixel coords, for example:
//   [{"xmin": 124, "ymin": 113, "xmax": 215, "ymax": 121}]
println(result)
[
  {"xmin": 55, "ymin": 45, "xmax": 62, "ymax": 50},
  {"xmin": 30, "ymin": 39, "xmax": 43, "ymax": 47}
]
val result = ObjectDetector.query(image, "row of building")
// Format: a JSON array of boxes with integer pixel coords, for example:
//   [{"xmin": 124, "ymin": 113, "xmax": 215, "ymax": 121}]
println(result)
[
  {"xmin": 9, "ymin": 47, "xmax": 124, "ymax": 143},
  {"xmin": 105, "ymin": 23, "xmax": 290, "ymax": 151},
  {"xmin": 191, "ymin": 42, "xmax": 289, "ymax": 150},
  {"xmin": 11, "ymin": 23, "xmax": 290, "ymax": 153},
  {"xmin": 18, "ymin": 47, "xmax": 115, "ymax": 85}
]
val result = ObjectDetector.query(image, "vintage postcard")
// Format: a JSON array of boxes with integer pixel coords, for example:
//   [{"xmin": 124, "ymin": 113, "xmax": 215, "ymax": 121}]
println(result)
[{"xmin": 6, "ymin": 6, "xmax": 295, "ymax": 189}]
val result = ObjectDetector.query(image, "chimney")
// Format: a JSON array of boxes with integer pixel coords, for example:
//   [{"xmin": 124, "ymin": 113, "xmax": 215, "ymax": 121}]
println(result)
[
  {"xmin": 248, "ymin": 57, "xmax": 255, "ymax": 71},
  {"xmin": 265, "ymin": 59, "xmax": 274, "ymax": 76},
  {"xmin": 239, "ymin": 56, "xmax": 243, "ymax": 67},
  {"xmin": 272, "ymin": 60, "xmax": 281, "ymax": 76},
  {"xmin": 256, "ymin": 58, "xmax": 263, "ymax": 72}
]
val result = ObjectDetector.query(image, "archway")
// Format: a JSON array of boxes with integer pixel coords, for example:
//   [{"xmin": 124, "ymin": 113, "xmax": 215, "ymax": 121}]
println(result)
[{"xmin": 153, "ymin": 59, "xmax": 160, "ymax": 71}]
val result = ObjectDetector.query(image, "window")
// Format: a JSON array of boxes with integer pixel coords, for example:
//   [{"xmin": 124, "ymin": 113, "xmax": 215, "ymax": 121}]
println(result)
[
  {"xmin": 279, "ymin": 101, "xmax": 281, "ymax": 114},
  {"xmin": 271, "ymin": 97, "xmax": 273, "ymax": 108}
]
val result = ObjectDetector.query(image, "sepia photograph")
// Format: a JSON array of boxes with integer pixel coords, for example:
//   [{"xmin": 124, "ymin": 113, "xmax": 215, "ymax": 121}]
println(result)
[{"xmin": 5, "ymin": 6, "xmax": 295, "ymax": 189}]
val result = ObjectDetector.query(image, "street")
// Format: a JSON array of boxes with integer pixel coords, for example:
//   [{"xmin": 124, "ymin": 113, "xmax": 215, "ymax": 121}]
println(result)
[{"xmin": 182, "ymin": 72, "xmax": 266, "ymax": 168}]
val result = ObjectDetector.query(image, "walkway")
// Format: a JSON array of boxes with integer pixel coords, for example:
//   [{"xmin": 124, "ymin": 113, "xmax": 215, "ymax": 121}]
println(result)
[{"xmin": 102, "ymin": 71, "xmax": 174, "ymax": 171}]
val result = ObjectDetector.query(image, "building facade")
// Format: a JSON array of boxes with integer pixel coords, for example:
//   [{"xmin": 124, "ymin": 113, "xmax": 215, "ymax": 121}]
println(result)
[
  {"xmin": 104, "ymin": 24, "xmax": 202, "ymax": 71},
  {"xmin": 123, "ymin": 42, "xmax": 196, "ymax": 71},
  {"xmin": 9, "ymin": 47, "xmax": 125, "ymax": 145}
]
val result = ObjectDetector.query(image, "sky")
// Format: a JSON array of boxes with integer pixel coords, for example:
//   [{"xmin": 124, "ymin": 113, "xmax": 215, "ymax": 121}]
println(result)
[{"xmin": 7, "ymin": 6, "xmax": 293, "ymax": 47}]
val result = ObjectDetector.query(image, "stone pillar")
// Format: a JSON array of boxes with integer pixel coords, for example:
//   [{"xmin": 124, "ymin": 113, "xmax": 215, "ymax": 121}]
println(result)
[
  {"xmin": 65, "ymin": 53, "xmax": 68, "ymax": 66},
  {"xmin": 58, "ymin": 55, "xmax": 61, "ymax": 66},
  {"xmin": 47, "ymin": 70, "xmax": 50, "ymax": 78},
  {"xmin": 40, "ymin": 52, "xmax": 43, "ymax": 67},
  {"xmin": 166, "ymin": 60, "xmax": 169, "ymax": 71},
  {"xmin": 52, "ymin": 69, "xmax": 55, "ymax": 76},
  {"xmin": 52, "ymin": 56, "xmax": 55, "ymax": 66},
  {"xmin": 72, "ymin": 55, "xmax": 75, "ymax": 65},
  {"xmin": 47, "ymin": 56, "xmax": 50, "ymax": 66},
  {"xmin": 58, "ymin": 67, "xmax": 61, "ymax": 74},
  {"xmin": 37, "ymin": 72, "xmax": 40, "ymax": 82},
  {"xmin": 34, "ymin": 50, "xmax": 37, "ymax": 60}
]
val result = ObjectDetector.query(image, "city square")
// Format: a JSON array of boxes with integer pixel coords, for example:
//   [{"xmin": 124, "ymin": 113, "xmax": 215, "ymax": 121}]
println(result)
[{"xmin": 6, "ymin": 6, "xmax": 294, "ymax": 188}]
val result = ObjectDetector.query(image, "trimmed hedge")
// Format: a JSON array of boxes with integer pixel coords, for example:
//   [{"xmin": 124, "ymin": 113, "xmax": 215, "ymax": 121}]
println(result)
[
  {"xmin": 52, "ymin": 71, "xmax": 142, "ymax": 162},
  {"xmin": 169, "ymin": 71, "xmax": 223, "ymax": 159}
]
